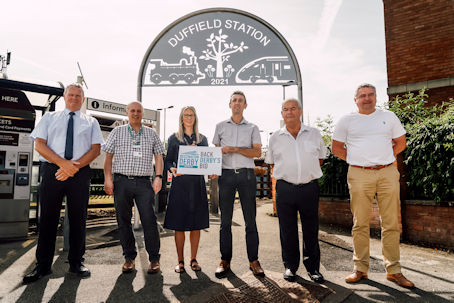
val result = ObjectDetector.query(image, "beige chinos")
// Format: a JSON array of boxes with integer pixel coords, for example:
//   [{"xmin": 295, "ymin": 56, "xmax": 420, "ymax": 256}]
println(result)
[{"xmin": 347, "ymin": 164, "xmax": 401, "ymax": 274}]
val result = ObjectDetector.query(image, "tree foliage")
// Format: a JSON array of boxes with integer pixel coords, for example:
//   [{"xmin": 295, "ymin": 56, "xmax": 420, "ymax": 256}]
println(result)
[
  {"xmin": 385, "ymin": 89, "xmax": 454, "ymax": 202},
  {"xmin": 315, "ymin": 116, "xmax": 349, "ymax": 197}
]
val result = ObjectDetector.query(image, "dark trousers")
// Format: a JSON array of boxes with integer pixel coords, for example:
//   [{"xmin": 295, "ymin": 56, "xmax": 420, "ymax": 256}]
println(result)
[
  {"xmin": 113, "ymin": 174, "xmax": 160, "ymax": 262},
  {"xmin": 275, "ymin": 180, "xmax": 321, "ymax": 273},
  {"xmin": 218, "ymin": 168, "xmax": 259, "ymax": 262},
  {"xmin": 36, "ymin": 162, "xmax": 90, "ymax": 268}
]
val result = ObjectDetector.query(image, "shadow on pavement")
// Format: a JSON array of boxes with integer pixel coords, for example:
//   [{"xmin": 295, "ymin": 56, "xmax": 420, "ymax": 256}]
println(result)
[
  {"xmin": 106, "ymin": 271, "xmax": 170, "ymax": 303},
  {"xmin": 0, "ymin": 237, "xmax": 37, "ymax": 275},
  {"xmin": 170, "ymin": 270, "xmax": 229, "ymax": 303},
  {"xmin": 15, "ymin": 253, "xmax": 70, "ymax": 303},
  {"xmin": 47, "ymin": 273, "xmax": 82, "ymax": 303},
  {"xmin": 362, "ymin": 279, "xmax": 454, "ymax": 303}
]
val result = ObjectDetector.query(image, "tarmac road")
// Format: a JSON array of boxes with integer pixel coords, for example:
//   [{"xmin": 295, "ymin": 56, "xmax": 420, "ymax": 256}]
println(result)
[{"xmin": 0, "ymin": 199, "xmax": 453, "ymax": 302}]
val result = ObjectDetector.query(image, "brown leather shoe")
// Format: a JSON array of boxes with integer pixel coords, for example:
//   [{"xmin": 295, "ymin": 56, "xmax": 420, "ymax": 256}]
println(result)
[
  {"xmin": 345, "ymin": 270, "xmax": 368, "ymax": 283},
  {"xmin": 147, "ymin": 261, "xmax": 160, "ymax": 274},
  {"xmin": 215, "ymin": 260, "xmax": 230, "ymax": 278},
  {"xmin": 122, "ymin": 259, "xmax": 135, "ymax": 273},
  {"xmin": 386, "ymin": 273, "xmax": 415, "ymax": 288},
  {"xmin": 249, "ymin": 260, "xmax": 265, "ymax": 277}
]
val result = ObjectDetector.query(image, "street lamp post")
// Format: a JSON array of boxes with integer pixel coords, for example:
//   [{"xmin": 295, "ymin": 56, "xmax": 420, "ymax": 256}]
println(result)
[
  {"xmin": 157, "ymin": 105, "xmax": 174, "ymax": 143},
  {"xmin": 282, "ymin": 80, "xmax": 295, "ymax": 101},
  {"xmin": 259, "ymin": 130, "xmax": 274, "ymax": 148}
]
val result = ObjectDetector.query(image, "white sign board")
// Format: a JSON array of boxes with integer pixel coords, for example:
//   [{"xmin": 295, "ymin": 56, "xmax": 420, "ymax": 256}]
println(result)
[
  {"xmin": 89, "ymin": 130, "xmax": 111, "ymax": 170},
  {"xmin": 177, "ymin": 146, "xmax": 222, "ymax": 175},
  {"xmin": 86, "ymin": 97, "xmax": 158, "ymax": 122}
]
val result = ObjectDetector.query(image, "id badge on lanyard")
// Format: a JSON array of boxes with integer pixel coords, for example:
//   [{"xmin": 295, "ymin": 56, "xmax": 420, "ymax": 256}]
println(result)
[
  {"xmin": 129, "ymin": 125, "xmax": 143, "ymax": 158},
  {"xmin": 132, "ymin": 143, "xmax": 142, "ymax": 158}
]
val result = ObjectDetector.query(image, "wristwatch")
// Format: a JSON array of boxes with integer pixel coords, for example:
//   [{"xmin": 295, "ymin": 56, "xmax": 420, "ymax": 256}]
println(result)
[{"xmin": 155, "ymin": 174, "xmax": 163, "ymax": 179}]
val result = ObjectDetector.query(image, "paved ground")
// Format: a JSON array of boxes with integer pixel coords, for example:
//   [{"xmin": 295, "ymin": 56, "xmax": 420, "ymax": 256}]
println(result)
[{"xmin": 0, "ymin": 199, "xmax": 453, "ymax": 302}]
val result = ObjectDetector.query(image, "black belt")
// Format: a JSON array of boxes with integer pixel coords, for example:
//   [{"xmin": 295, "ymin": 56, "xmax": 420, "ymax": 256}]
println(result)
[
  {"xmin": 277, "ymin": 179, "xmax": 316, "ymax": 187},
  {"xmin": 222, "ymin": 168, "xmax": 254, "ymax": 174},
  {"xmin": 114, "ymin": 173, "xmax": 151, "ymax": 180}
]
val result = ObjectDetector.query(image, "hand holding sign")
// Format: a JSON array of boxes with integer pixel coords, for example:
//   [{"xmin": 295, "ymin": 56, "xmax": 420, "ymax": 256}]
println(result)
[
  {"xmin": 177, "ymin": 146, "xmax": 222, "ymax": 175},
  {"xmin": 170, "ymin": 167, "xmax": 183, "ymax": 177}
]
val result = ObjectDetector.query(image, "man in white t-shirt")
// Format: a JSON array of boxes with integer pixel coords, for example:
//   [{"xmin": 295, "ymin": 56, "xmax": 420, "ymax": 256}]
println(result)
[
  {"xmin": 332, "ymin": 83, "xmax": 414, "ymax": 288},
  {"xmin": 266, "ymin": 99, "xmax": 327, "ymax": 283}
]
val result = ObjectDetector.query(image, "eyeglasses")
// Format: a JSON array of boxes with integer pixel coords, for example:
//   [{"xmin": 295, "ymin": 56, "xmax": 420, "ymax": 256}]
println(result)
[
  {"xmin": 183, "ymin": 114, "xmax": 195, "ymax": 118},
  {"xmin": 357, "ymin": 93, "xmax": 376, "ymax": 99}
]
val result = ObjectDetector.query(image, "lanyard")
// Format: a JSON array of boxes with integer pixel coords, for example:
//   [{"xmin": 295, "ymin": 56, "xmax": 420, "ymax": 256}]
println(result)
[
  {"xmin": 128, "ymin": 125, "xmax": 142, "ymax": 145},
  {"xmin": 183, "ymin": 134, "xmax": 196, "ymax": 146}
]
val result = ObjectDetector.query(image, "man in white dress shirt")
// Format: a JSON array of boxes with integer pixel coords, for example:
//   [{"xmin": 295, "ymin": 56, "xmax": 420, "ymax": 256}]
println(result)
[
  {"xmin": 24, "ymin": 83, "xmax": 104, "ymax": 283},
  {"xmin": 266, "ymin": 98, "xmax": 326, "ymax": 283}
]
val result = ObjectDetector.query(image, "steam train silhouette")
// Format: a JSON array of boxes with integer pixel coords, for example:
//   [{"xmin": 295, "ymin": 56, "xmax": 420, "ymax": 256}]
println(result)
[{"xmin": 148, "ymin": 50, "xmax": 205, "ymax": 84}]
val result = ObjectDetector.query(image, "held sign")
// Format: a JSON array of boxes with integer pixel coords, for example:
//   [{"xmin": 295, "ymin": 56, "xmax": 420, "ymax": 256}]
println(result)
[{"xmin": 177, "ymin": 146, "xmax": 222, "ymax": 175}]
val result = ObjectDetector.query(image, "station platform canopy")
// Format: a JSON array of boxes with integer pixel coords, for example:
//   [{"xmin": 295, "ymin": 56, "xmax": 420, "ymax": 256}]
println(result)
[{"xmin": 0, "ymin": 74, "xmax": 64, "ymax": 111}]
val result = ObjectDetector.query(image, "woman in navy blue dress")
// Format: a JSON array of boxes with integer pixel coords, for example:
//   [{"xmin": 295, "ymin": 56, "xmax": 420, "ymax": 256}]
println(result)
[{"xmin": 164, "ymin": 106, "xmax": 209, "ymax": 273}]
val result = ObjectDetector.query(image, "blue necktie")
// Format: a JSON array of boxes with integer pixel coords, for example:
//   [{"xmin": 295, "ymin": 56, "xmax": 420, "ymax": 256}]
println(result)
[{"xmin": 64, "ymin": 112, "xmax": 75, "ymax": 160}]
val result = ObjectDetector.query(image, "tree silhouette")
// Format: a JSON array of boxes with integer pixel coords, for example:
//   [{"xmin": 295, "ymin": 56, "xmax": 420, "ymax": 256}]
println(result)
[{"xmin": 199, "ymin": 29, "xmax": 248, "ymax": 78}]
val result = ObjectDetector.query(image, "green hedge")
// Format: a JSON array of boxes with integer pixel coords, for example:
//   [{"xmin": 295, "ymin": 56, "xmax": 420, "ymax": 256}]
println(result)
[
  {"xmin": 403, "ymin": 107, "xmax": 454, "ymax": 201},
  {"xmin": 319, "ymin": 152, "xmax": 349, "ymax": 197},
  {"xmin": 315, "ymin": 115, "xmax": 349, "ymax": 197}
]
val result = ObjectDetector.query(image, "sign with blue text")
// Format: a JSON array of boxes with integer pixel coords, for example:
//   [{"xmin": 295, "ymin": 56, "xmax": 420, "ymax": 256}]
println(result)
[
  {"xmin": 141, "ymin": 9, "xmax": 298, "ymax": 87},
  {"xmin": 177, "ymin": 146, "xmax": 222, "ymax": 175}
]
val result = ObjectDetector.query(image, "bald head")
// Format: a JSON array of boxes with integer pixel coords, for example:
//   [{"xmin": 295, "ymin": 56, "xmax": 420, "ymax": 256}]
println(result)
[
  {"xmin": 126, "ymin": 101, "xmax": 143, "ymax": 111},
  {"xmin": 126, "ymin": 101, "xmax": 143, "ymax": 127}
]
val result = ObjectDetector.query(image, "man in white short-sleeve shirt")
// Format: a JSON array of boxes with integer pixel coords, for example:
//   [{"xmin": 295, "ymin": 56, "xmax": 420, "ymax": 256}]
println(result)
[
  {"xmin": 332, "ymin": 83, "xmax": 414, "ymax": 288},
  {"xmin": 266, "ymin": 98, "xmax": 326, "ymax": 283},
  {"xmin": 24, "ymin": 83, "xmax": 104, "ymax": 283}
]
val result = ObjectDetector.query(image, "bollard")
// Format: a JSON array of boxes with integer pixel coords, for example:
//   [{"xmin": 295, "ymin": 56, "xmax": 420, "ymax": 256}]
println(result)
[
  {"xmin": 209, "ymin": 177, "xmax": 219, "ymax": 214},
  {"xmin": 63, "ymin": 197, "xmax": 69, "ymax": 251}
]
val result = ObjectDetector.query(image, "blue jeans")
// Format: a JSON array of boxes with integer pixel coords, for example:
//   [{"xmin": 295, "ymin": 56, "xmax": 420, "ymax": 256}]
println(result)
[
  {"xmin": 218, "ymin": 168, "xmax": 259, "ymax": 262},
  {"xmin": 113, "ymin": 174, "xmax": 160, "ymax": 262}
]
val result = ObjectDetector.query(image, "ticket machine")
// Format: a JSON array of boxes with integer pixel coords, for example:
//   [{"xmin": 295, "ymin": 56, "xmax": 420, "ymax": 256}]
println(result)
[{"xmin": 0, "ymin": 88, "xmax": 35, "ymax": 238}]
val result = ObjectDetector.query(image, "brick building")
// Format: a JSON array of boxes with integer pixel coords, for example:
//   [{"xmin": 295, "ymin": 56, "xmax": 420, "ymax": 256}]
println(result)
[
  {"xmin": 317, "ymin": 1, "xmax": 454, "ymax": 250},
  {"xmin": 383, "ymin": 0, "xmax": 454, "ymax": 104}
]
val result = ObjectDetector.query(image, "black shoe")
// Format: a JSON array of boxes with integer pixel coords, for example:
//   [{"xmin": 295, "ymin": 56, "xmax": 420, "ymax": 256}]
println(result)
[
  {"xmin": 283, "ymin": 268, "xmax": 296, "ymax": 282},
  {"xmin": 308, "ymin": 270, "xmax": 324, "ymax": 283},
  {"xmin": 215, "ymin": 260, "xmax": 231, "ymax": 279},
  {"xmin": 69, "ymin": 263, "xmax": 91, "ymax": 278},
  {"xmin": 23, "ymin": 266, "xmax": 52, "ymax": 284}
]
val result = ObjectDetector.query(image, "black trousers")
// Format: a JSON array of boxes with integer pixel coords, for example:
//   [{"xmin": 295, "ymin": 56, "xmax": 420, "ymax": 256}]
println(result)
[
  {"xmin": 275, "ymin": 180, "xmax": 321, "ymax": 273},
  {"xmin": 218, "ymin": 168, "xmax": 259, "ymax": 262},
  {"xmin": 113, "ymin": 174, "xmax": 160, "ymax": 262},
  {"xmin": 36, "ymin": 162, "xmax": 90, "ymax": 268}
]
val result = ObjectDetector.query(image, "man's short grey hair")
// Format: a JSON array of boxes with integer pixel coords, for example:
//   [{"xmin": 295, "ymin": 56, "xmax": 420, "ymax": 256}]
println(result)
[
  {"xmin": 64, "ymin": 83, "xmax": 85, "ymax": 97},
  {"xmin": 230, "ymin": 90, "xmax": 247, "ymax": 104},
  {"xmin": 126, "ymin": 101, "xmax": 143, "ymax": 111},
  {"xmin": 355, "ymin": 83, "xmax": 376, "ymax": 98},
  {"xmin": 281, "ymin": 98, "xmax": 302, "ymax": 110}
]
